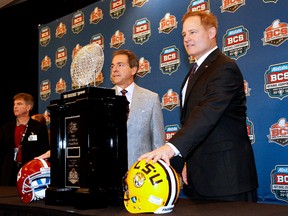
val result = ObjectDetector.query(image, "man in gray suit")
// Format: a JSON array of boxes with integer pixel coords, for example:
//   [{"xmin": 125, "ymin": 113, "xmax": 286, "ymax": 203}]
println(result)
[{"xmin": 110, "ymin": 49, "xmax": 165, "ymax": 169}]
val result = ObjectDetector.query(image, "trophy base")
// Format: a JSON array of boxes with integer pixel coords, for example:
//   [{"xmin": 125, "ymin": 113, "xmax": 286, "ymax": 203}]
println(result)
[{"xmin": 45, "ymin": 187, "xmax": 75, "ymax": 206}]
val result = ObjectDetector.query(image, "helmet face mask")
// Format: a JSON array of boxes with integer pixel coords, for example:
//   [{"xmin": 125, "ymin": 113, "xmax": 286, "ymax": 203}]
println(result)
[
  {"xmin": 17, "ymin": 158, "xmax": 51, "ymax": 203},
  {"xmin": 123, "ymin": 159, "xmax": 180, "ymax": 214}
]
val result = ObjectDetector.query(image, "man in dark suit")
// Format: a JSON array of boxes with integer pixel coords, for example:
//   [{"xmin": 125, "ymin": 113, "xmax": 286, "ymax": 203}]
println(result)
[
  {"xmin": 0, "ymin": 93, "xmax": 50, "ymax": 186},
  {"xmin": 139, "ymin": 11, "xmax": 258, "ymax": 202}
]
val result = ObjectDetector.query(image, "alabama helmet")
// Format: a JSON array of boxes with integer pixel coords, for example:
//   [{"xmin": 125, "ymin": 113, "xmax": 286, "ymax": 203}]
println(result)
[
  {"xmin": 123, "ymin": 159, "xmax": 180, "ymax": 214},
  {"xmin": 17, "ymin": 158, "xmax": 51, "ymax": 203}
]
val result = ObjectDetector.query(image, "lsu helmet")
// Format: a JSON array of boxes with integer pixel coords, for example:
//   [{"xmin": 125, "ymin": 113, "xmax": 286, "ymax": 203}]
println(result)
[
  {"xmin": 17, "ymin": 158, "xmax": 51, "ymax": 203},
  {"xmin": 123, "ymin": 159, "xmax": 180, "ymax": 214}
]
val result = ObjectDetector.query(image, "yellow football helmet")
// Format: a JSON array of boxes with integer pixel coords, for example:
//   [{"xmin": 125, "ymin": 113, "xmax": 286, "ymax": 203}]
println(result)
[{"xmin": 123, "ymin": 159, "xmax": 180, "ymax": 214}]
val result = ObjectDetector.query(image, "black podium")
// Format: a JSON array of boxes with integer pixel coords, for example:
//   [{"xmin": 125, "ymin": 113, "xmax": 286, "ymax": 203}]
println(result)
[{"xmin": 45, "ymin": 87, "xmax": 129, "ymax": 209}]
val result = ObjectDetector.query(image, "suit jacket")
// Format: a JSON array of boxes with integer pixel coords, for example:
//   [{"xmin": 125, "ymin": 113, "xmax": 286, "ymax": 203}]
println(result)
[
  {"xmin": 114, "ymin": 84, "xmax": 165, "ymax": 169},
  {"xmin": 0, "ymin": 118, "xmax": 50, "ymax": 185},
  {"xmin": 170, "ymin": 48, "xmax": 258, "ymax": 197}
]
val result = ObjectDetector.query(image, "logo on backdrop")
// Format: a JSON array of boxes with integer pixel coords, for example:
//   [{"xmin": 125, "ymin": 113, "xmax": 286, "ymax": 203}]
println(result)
[
  {"xmin": 110, "ymin": 30, "xmax": 125, "ymax": 48},
  {"xmin": 110, "ymin": 0, "xmax": 126, "ymax": 19},
  {"xmin": 137, "ymin": 57, "xmax": 151, "ymax": 77},
  {"xmin": 39, "ymin": 26, "xmax": 51, "ymax": 47},
  {"xmin": 262, "ymin": 19, "xmax": 288, "ymax": 47},
  {"xmin": 132, "ymin": 0, "xmax": 149, "ymax": 7},
  {"xmin": 165, "ymin": 124, "xmax": 180, "ymax": 142},
  {"xmin": 246, "ymin": 117, "xmax": 255, "ymax": 144},
  {"xmin": 160, "ymin": 45, "xmax": 180, "ymax": 75},
  {"xmin": 132, "ymin": 18, "xmax": 151, "ymax": 45},
  {"xmin": 263, "ymin": 0, "xmax": 278, "ymax": 4},
  {"xmin": 71, "ymin": 11, "xmax": 85, "ymax": 34},
  {"xmin": 220, "ymin": 0, "xmax": 246, "ymax": 13},
  {"xmin": 188, "ymin": 0, "xmax": 211, "ymax": 12},
  {"xmin": 90, "ymin": 6, "xmax": 104, "ymax": 24},
  {"xmin": 55, "ymin": 46, "xmax": 67, "ymax": 68},
  {"xmin": 40, "ymin": 80, "xmax": 51, "ymax": 101},
  {"xmin": 244, "ymin": 80, "xmax": 251, "ymax": 96},
  {"xmin": 72, "ymin": 44, "xmax": 82, "ymax": 60},
  {"xmin": 55, "ymin": 22, "xmax": 67, "ymax": 38},
  {"xmin": 56, "ymin": 78, "xmax": 67, "ymax": 94},
  {"xmin": 267, "ymin": 118, "xmax": 288, "ymax": 146},
  {"xmin": 222, "ymin": 25, "xmax": 250, "ymax": 60},
  {"xmin": 90, "ymin": 34, "xmax": 104, "ymax": 49},
  {"xmin": 271, "ymin": 165, "xmax": 288, "ymax": 203},
  {"xmin": 41, "ymin": 55, "xmax": 51, "ymax": 71},
  {"xmin": 162, "ymin": 89, "xmax": 180, "ymax": 111},
  {"xmin": 264, "ymin": 62, "xmax": 288, "ymax": 100},
  {"xmin": 158, "ymin": 13, "xmax": 178, "ymax": 34}
]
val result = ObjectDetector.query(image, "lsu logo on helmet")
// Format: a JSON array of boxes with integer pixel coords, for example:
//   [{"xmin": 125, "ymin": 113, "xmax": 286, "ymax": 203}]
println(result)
[{"xmin": 123, "ymin": 159, "xmax": 180, "ymax": 214}]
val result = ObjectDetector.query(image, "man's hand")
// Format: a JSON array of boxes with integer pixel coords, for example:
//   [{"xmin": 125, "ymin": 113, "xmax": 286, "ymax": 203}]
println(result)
[
  {"xmin": 138, "ymin": 144, "xmax": 175, "ymax": 166},
  {"xmin": 181, "ymin": 163, "xmax": 188, "ymax": 185}
]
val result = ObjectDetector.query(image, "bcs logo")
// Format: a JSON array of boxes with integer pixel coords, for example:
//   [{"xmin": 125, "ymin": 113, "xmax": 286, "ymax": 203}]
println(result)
[
  {"xmin": 110, "ymin": 30, "xmax": 125, "ymax": 49},
  {"xmin": 132, "ymin": 18, "xmax": 151, "ymax": 45},
  {"xmin": 160, "ymin": 45, "xmax": 180, "ymax": 76},
  {"xmin": 188, "ymin": 0, "xmax": 210, "ymax": 12},
  {"xmin": 220, "ymin": 0, "xmax": 246, "ymax": 13},
  {"xmin": 262, "ymin": 19, "xmax": 288, "ymax": 47},
  {"xmin": 268, "ymin": 118, "xmax": 288, "ymax": 146},
  {"xmin": 39, "ymin": 26, "xmax": 51, "ymax": 47},
  {"xmin": 264, "ymin": 62, "xmax": 288, "ymax": 100},
  {"xmin": 137, "ymin": 57, "xmax": 151, "ymax": 78},
  {"xmin": 271, "ymin": 165, "xmax": 288, "ymax": 203},
  {"xmin": 165, "ymin": 124, "xmax": 180, "ymax": 142},
  {"xmin": 158, "ymin": 13, "xmax": 178, "ymax": 34},
  {"xmin": 162, "ymin": 89, "xmax": 180, "ymax": 111},
  {"xmin": 246, "ymin": 117, "xmax": 255, "ymax": 144},
  {"xmin": 222, "ymin": 25, "xmax": 250, "ymax": 60}
]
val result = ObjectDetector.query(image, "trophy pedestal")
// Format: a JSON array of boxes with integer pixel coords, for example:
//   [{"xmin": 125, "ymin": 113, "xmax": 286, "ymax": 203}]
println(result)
[{"xmin": 45, "ymin": 87, "xmax": 129, "ymax": 209}]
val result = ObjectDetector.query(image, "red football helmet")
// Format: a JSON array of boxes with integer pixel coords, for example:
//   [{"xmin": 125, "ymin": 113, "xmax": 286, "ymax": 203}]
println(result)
[{"xmin": 17, "ymin": 158, "xmax": 51, "ymax": 203}]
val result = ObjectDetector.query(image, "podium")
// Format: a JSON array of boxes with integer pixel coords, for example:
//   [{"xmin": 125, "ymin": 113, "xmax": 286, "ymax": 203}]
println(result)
[{"xmin": 45, "ymin": 87, "xmax": 129, "ymax": 209}]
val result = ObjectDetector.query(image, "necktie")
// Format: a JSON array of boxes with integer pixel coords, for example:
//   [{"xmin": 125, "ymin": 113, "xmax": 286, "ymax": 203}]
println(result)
[
  {"xmin": 187, "ymin": 62, "xmax": 198, "ymax": 82},
  {"xmin": 121, "ymin": 89, "xmax": 128, "ymax": 96}
]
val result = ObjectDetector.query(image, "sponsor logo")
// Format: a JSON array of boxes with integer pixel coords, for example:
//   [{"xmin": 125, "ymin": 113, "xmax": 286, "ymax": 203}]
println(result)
[
  {"xmin": 162, "ymin": 89, "xmax": 180, "ymax": 111},
  {"xmin": 246, "ymin": 117, "xmax": 255, "ymax": 144},
  {"xmin": 264, "ymin": 62, "xmax": 288, "ymax": 100},
  {"xmin": 90, "ymin": 6, "xmax": 103, "ymax": 24},
  {"xmin": 137, "ymin": 57, "xmax": 151, "ymax": 77},
  {"xmin": 90, "ymin": 34, "xmax": 105, "ymax": 49},
  {"xmin": 133, "ymin": 18, "xmax": 151, "ymax": 45},
  {"xmin": 41, "ymin": 55, "xmax": 51, "ymax": 71},
  {"xmin": 244, "ymin": 80, "xmax": 251, "ymax": 96},
  {"xmin": 158, "ymin": 13, "xmax": 177, "ymax": 34},
  {"xmin": 71, "ymin": 11, "xmax": 85, "ymax": 34},
  {"xmin": 165, "ymin": 124, "xmax": 180, "ymax": 142},
  {"xmin": 132, "ymin": 0, "xmax": 149, "ymax": 7},
  {"xmin": 263, "ymin": 0, "xmax": 278, "ymax": 3},
  {"xmin": 222, "ymin": 25, "xmax": 250, "ymax": 60},
  {"xmin": 55, "ymin": 22, "xmax": 67, "ymax": 38},
  {"xmin": 39, "ymin": 26, "xmax": 51, "ymax": 47},
  {"xmin": 271, "ymin": 165, "xmax": 288, "ymax": 203},
  {"xmin": 188, "ymin": 0, "xmax": 210, "ymax": 12},
  {"xmin": 110, "ymin": 30, "xmax": 125, "ymax": 48},
  {"xmin": 40, "ymin": 80, "xmax": 51, "ymax": 101},
  {"xmin": 56, "ymin": 78, "xmax": 67, "ymax": 94},
  {"xmin": 110, "ymin": 0, "xmax": 126, "ymax": 19},
  {"xmin": 268, "ymin": 118, "xmax": 288, "ymax": 146},
  {"xmin": 55, "ymin": 46, "xmax": 67, "ymax": 68},
  {"xmin": 262, "ymin": 19, "xmax": 288, "ymax": 47},
  {"xmin": 160, "ymin": 45, "xmax": 180, "ymax": 76},
  {"xmin": 72, "ymin": 44, "xmax": 82, "ymax": 60},
  {"xmin": 220, "ymin": 0, "xmax": 246, "ymax": 13}
]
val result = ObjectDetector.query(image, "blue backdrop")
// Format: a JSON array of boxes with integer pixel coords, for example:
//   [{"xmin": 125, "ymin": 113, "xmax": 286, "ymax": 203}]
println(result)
[{"xmin": 38, "ymin": 0, "xmax": 288, "ymax": 204}]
